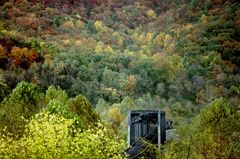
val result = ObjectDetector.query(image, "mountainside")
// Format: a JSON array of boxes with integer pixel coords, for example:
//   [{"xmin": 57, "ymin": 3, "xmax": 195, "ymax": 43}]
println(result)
[{"xmin": 0, "ymin": 0, "xmax": 239, "ymax": 158}]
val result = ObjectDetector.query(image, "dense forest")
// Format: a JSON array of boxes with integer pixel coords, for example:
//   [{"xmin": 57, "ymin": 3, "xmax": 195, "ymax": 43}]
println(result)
[{"xmin": 0, "ymin": 0, "xmax": 239, "ymax": 158}]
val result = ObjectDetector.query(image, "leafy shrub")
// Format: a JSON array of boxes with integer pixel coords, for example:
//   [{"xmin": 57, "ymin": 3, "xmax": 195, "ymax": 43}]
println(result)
[{"xmin": 0, "ymin": 112, "xmax": 126, "ymax": 159}]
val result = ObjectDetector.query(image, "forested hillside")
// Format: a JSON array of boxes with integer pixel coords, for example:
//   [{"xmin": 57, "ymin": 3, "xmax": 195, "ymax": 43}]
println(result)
[{"xmin": 0, "ymin": 0, "xmax": 239, "ymax": 158}]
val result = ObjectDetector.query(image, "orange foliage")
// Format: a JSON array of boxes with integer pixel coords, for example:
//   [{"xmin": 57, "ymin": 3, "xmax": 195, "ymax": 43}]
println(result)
[
  {"xmin": 214, "ymin": 0, "xmax": 223, "ymax": 5},
  {"xmin": 209, "ymin": 7, "xmax": 222, "ymax": 15},
  {"xmin": 0, "ymin": 45, "xmax": 8, "ymax": 59},
  {"xmin": 16, "ymin": 17, "xmax": 40, "ymax": 30},
  {"xmin": 8, "ymin": 7, "xmax": 24, "ymax": 18},
  {"xmin": 223, "ymin": 40, "xmax": 239, "ymax": 48},
  {"xmin": 235, "ymin": 11, "xmax": 240, "ymax": 29},
  {"xmin": 224, "ymin": 60, "xmax": 237, "ymax": 72},
  {"xmin": 40, "ymin": 29, "xmax": 58, "ymax": 36},
  {"xmin": 10, "ymin": 46, "xmax": 37, "ymax": 68}
]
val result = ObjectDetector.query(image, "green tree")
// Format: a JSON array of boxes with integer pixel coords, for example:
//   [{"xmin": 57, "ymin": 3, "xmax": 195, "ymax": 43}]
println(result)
[
  {"xmin": 163, "ymin": 98, "xmax": 240, "ymax": 159},
  {"xmin": 45, "ymin": 86, "xmax": 100, "ymax": 129},
  {"xmin": 95, "ymin": 98, "xmax": 110, "ymax": 121},
  {"xmin": 0, "ymin": 81, "xmax": 44, "ymax": 136},
  {"xmin": 70, "ymin": 95, "xmax": 100, "ymax": 128},
  {"xmin": 0, "ymin": 76, "xmax": 9, "ymax": 102},
  {"xmin": 45, "ymin": 86, "xmax": 69, "ymax": 106},
  {"xmin": 191, "ymin": 98, "xmax": 240, "ymax": 158}
]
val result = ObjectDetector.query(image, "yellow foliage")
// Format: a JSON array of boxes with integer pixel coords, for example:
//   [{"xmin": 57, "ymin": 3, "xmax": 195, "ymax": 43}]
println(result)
[
  {"xmin": 146, "ymin": 9, "xmax": 157, "ymax": 19},
  {"xmin": 135, "ymin": 2, "xmax": 141, "ymax": 9},
  {"xmin": 63, "ymin": 21, "xmax": 74, "ymax": 29},
  {"xmin": 95, "ymin": 42, "xmax": 104, "ymax": 53},
  {"xmin": 62, "ymin": 39, "xmax": 71, "ymax": 45},
  {"xmin": 163, "ymin": 34, "xmax": 175, "ymax": 52},
  {"xmin": 200, "ymin": 14, "xmax": 208, "ymax": 23},
  {"xmin": 185, "ymin": 23, "xmax": 194, "ymax": 30},
  {"xmin": 164, "ymin": 34, "xmax": 171, "ymax": 41},
  {"xmin": 44, "ymin": 54, "xmax": 52, "ymax": 64},
  {"xmin": 125, "ymin": 75, "xmax": 137, "ymax": 94},
  {"xmin": 75, "ymin": 40, "xmax": 82, "ymax": 46},
  {"xmin": 138, "ymin": 34, "xmax": 145, "ymax": 43},
  {"xmin": 95, "ymin": 43, "xmax": 113, "ymax": 53},
  {"xmin": 75, "ymin": 20, "xmax": 85, "ymax": 29},
  {"xmin": 154, "ymin": 33, "xmax": 166, "ymax": 46},
  {"xmin": 139, "ymin": 51, "xmax": 148, "ymax": 58},
  {"xmin": 118, "ymin": 38, "xmax": 123, "ymax": 46},
  {"xmin": 39, "ymin": 41, "xmax": 45, "ymax": 48},
  {"xmin": 124, "ymin": 49, "xmax": 135, "ymax": 56},
  {"xmin": 0, "ymin": 112, "xmax": 126, "ymax": 158},
  {"xmin": 145, "ymin": 32, "xmax": 154, "ymax": 43},
  {"xmin": 0, "ymin": 22, "xmax": 3, "ymax": 31},
  {"xmin": 105, "ymin": 45, "xmax": 113, "ymax": 52},
  {"xmin": 131, "ymin": 32, "xmax": 139, "ymax": 41},
  {"xmin": 108, "ymin": 106, "xmax": 123, "ymax": 127},
  {"xmin": 112, "ymin": 32, "xmax": 120, "ymax": 38},
  {"xmin": 45, "ymin": 7, "xmax": 59, "ymax": 14},
  {"xmin": 153, "ymin": 53, "xmax": 184, "ymax": 81},
  {"xmin": 94, "ymin": 21, "xmax": 107, "ymax": 32}
]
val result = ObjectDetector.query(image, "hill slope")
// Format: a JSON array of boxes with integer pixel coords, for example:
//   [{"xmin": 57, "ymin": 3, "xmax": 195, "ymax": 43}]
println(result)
[
  {"xmin": 0, "ymin": 0, "xmax": 240, "ymax": 158},
  {"xmin": 1, "ymin": 0, "xmax": 239, "ymax": 118}
]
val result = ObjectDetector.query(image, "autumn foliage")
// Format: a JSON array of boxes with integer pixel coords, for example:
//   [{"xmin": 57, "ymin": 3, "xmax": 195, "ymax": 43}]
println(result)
[
  {"xmin": 0, "ymin": 45, "xmax": 37, "ymax": 69},
  {"xmin": 0, "ymin": 0, "xmax": 239, "ymax": 158},
  {"xmin": 11, "ymin": 46, "xmax": 37, "ymax": 68}
]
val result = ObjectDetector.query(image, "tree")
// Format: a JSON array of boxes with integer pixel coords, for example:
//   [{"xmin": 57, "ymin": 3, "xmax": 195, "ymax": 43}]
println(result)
[
  {"xmin": 108, "ymin": 105, "xmax": 124, "ymax": 129},
  {"xmin": 0, "ymin": 81, "xmax": 44, "ymax": 136},
  {"xmin": 0, "ymin": 45, "xmax": 8, "ymax": 69},
  {"xmin": 0, "ymin": 112, "xmax": 126, "ymax": 158},
  {"xmin": 124, "ymin": 75, "xmax": 137, "ymax": 95},
  {"xmin": 45, "ymin": 86, "xmax": 100, "ymax": 129},
  {"xmin": 95, "ymin": 98, "xmax": 110, "ymax": 120},
  {"xmin": 191, "ymin": 98, "xmax": 240, "ymax": 158},
  {"xmin": 10, "ymin": 46, "xmax": 37, "ymax": 69},
  {"xmin": 163, "ymin": 98, "xmax": 240, "ymax": 159},
  {"xmin": 70, "ymin": 95, "xmax": 100, "ymax": 128},
  {"xmin": 45, "ymin": 86, "xmax": 69, "ymax": 106},
  {"xmin": 0, "ymin": 75, "xmax": 9, "ymax": 102}
]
